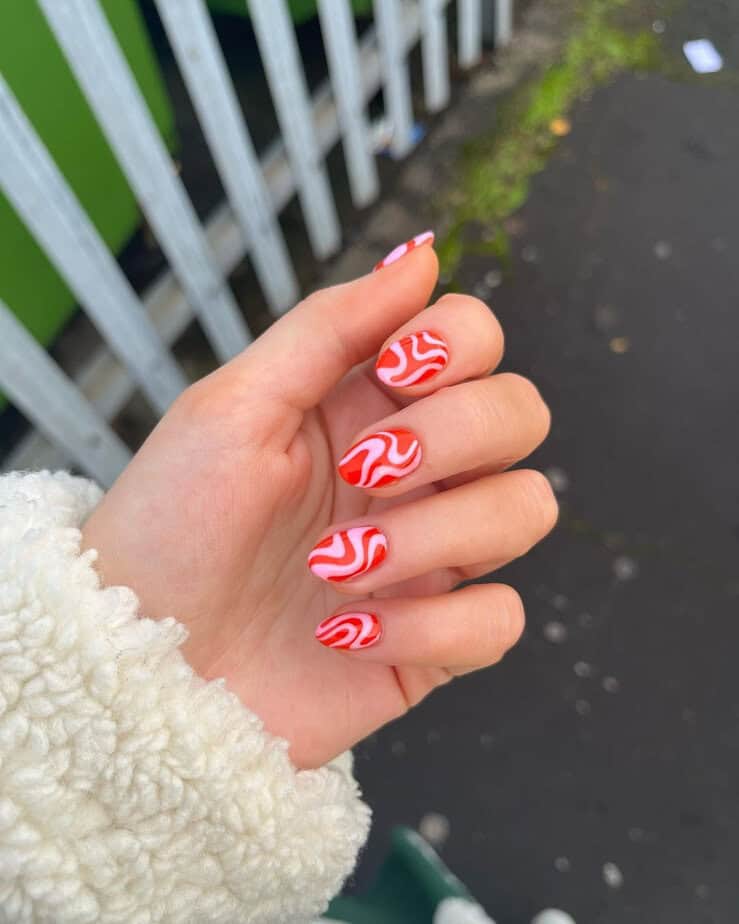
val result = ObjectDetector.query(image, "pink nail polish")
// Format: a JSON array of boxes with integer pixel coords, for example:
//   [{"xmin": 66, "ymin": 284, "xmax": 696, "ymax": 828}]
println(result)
[
  {"xmin": 308, "ymin": 526, "xmax": 388, "ymax": 582},
  {"xmin": 373, "ymin": 230, "xmax": 435, "ymax": 272},
  {"xmin": 315, "ymin": 612, "xmax": 382, "ymax": 650},
  {"xmin": 338, "ymin": 428, "xmax": 422, "ymax": 488}
]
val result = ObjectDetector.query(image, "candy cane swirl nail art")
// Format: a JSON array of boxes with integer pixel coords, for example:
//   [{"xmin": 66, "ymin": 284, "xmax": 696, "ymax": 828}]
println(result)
[
  {"xmin": 338, "ymin": 428, "xmax": 422, "ymax": 488},
  {"xmin": 376, "ymin": 330, "xmax": 449, "ymax": 387},
  {"xmin": 308, "ymin": 526, "xmax": 388, "ymax": 582},
  {"xmin": 315, "ymin": 612, "xmax": 382, "ymax": 650},
  {"xmin": 373, "ymin": 230, "xmax": 434, "ymax": 272}
]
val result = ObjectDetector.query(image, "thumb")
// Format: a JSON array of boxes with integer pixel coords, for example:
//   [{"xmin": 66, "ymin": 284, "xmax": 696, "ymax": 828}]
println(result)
[{"xmin": 229, "ymin": 241, "xmax": 438, "ymax": 411}]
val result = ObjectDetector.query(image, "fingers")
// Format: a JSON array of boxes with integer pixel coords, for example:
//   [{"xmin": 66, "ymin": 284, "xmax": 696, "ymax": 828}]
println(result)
[
  {"xmin": 337, "ymin": 372, "xmax": 551, "ymax": 494},
  {"xmin": 230, "ymin": 236, "xmax": 438, "ymax": 411},
  {"xmin": 314, "ymin": 583, "xmax": 524, "ymax": 673},
  {"xmin": 374, "ymin": 293, "xmax": 504, "ymax": 396},
  {"xmin": 307, "ymin": 469, "xmax": 558, "ymax": 594}
]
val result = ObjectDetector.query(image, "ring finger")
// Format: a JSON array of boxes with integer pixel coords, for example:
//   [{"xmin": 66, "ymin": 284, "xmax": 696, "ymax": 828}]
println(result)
[{"xmin": 308, "ymin": 468, "xmax": 558, "ymax": 594}]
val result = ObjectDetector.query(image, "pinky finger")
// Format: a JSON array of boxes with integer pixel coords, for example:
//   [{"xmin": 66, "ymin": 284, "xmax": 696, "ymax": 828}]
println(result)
[{"xmin": 314, "ymin": 583, "xmax": 524, "ymax": 673}]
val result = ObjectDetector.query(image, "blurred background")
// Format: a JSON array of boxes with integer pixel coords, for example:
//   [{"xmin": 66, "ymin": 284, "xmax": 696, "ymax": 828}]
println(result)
[{"xmin": 1, "ymin": 1, "xmax": 738, "ymax": 922}]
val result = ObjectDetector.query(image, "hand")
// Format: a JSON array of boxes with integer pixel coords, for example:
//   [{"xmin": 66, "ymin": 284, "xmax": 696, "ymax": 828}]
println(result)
[{"xmin": 81, "ymin": 240, "xmax": 556, "ymax": 768}]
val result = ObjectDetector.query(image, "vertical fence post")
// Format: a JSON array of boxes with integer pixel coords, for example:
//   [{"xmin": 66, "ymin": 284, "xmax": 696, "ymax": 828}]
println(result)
[
  {"xmin": 40, "ymin": 0, "xmax": 252, "ymax": 361},
  {"xmin": 248, "ymin": 0, "xmax": 341, "ymax": 260},
  {"xmin": 317, "ymin": 0, "xmax": 380, "ymax": 208},
  {"xmin": 420, "ymin": 0, "xmax": 450, "ymax": 113},
  {"xmin": 0, "ymin": 75, "xmax": 186, "ymax": 416},
  {"xmin": 154, "ymin": 0, "xmax": 299, "ymax": 316},
  {"xmin": 458, "ymin": 0, "xmax": 483, "ymax": 68},
  {"xmin": 495, "ymin": 0, "xmax": 513, "ymax": 46},
  {"xmin": 374, "ymin": 0, "xmax": 415, "ymax": 158},
  {"xmin": 0, "ymin": 302, "xmax": 132, "ymax": 486}
]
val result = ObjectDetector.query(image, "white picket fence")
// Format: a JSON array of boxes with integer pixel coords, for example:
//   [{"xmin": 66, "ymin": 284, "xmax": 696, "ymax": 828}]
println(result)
[{"xmin": 0, "ymin": 0, "xmax": 513, "ymax": 486}]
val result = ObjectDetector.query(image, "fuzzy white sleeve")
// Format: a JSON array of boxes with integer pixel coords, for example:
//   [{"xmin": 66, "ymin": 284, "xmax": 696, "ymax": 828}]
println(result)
[{"xmin": 0, "ymin": 471, "xmax": 370, "ymax": 924}]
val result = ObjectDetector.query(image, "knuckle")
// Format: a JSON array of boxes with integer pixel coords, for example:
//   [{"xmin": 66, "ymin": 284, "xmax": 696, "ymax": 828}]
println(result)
[
  {"xmin": 500, "ymin": 373, "xmax": 552, "ymax": 442},
  {"xmin": 494, "ymin": 585, "xmax": 526, "ymax": 651},
  {"xmin": 518, "ymin": 469, "xmax": 560, "ymax": 538}
]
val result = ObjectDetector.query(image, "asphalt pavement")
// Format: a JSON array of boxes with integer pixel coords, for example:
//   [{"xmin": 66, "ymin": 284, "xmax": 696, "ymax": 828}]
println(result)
[{"xmin": 346, "ymin": 4, "xmax": 739, "ymax": 923}]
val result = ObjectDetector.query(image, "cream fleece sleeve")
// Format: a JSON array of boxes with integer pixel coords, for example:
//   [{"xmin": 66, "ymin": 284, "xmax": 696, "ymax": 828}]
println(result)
[{"xmin": 0, "ymin": 471, "xmax": 370, "ymax": 923}]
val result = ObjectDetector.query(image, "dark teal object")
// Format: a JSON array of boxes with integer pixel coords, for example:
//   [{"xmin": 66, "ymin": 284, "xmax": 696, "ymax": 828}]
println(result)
[{"xmin": 327, "ymin": 827, "xmax": 475, "ymax": 924}]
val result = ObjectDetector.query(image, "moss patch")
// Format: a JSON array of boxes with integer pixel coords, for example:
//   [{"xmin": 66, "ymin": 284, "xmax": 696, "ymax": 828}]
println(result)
[{"xmin": 437, "ymin": 0, "xmax": 665, "ymax": 280}]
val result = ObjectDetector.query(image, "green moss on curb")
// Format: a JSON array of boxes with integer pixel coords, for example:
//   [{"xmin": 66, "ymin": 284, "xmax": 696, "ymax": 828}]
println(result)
[{"xmin": 437, "ymin": 0, "xmax": 664, "ymax": 279}]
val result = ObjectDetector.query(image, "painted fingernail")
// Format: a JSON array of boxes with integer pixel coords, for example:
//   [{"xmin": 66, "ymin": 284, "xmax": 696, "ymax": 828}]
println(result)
[
  {"xmin": 315, "ymin": 612, "xmax": 382, "ymax": 650},
  {"xmin": 373, "ymin": 230, "xmax": 434, "ymax": 272},
  {"xmin": 308, "ymin": 526, "xmax": 388, "ymax": 583},
  {"xmin": 338, "ymin": 428, "xmax": 422, "ymax": 489},
  {"xmin": 376, "ymin": 330, "xmax": 449, "ymax": 388}
]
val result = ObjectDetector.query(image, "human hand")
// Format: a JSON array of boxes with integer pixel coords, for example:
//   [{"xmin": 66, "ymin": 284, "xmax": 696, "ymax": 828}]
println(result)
[{"xmin": 81, "ymin": 237, "xmax": 556, "ymax": 768}]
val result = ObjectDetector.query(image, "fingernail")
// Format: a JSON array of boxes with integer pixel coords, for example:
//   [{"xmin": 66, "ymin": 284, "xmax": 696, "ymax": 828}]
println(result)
[
  {"xmin": 376, "ymin": 330, "xmax": 449, "ymax": 388},
  {"xmin": 373, "ymin": 230, "xmax": 434, "ymax": 272},
  {"xmin": 338, "ymin": 428, "xmax": 422, "ymax": 488},
  {"xmin": 315, "ymin": 611, "xmax": 382, "ymax": 650},
  {"xmin": 308, "ymin": 526, "xmax": 388, "ymax": 583}
]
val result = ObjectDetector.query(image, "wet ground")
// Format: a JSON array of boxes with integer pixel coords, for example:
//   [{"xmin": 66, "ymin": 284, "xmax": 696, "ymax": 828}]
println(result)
[{"xmin": 345, "ymin": 3, "xmax": 739, "ymax": 923}]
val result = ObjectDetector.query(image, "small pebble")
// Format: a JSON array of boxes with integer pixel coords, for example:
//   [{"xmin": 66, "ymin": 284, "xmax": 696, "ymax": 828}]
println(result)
[
  {"xmin": 531, "ymin": 911, "xmax": 576, "ymax": 924},
  {"xmin": 575, "ymin": 699, "xmax": 592, "ymax": 716},
  {"xmin": 391, "ymin": 740, "xmax": 407, "ymax": 757},
  {"xmin": 654, "ymin": 240, "xmax": 672, "ymax": 260},
  {"xmin": 554, "ymin": 856, "xmax": 571, "ymax": 873},
  {"xmin": 574, "ymin": 661, "xmax": 594, "ymax": 679},
  {"xmin": 613, "ymin": 555, "xmax": 639, "ymax": 581},
  {"xmin": 603, "ymin": 862, "xmax": 624, "ymax": 889},
  {"xmin": 652, "ymin": 19, "xmax": 666, "ymax": 33},
  {"xmin": 602, "ymin": 676, "xmax": 621, "ymax": 693},
  {"xmin": 543, "ymin": 621, "xmax": 568, "ymax": 644},
  {"xmin": 479, "ymin": 732, "xmax": 495, "ymax": 750},
  {"xmin": 695, "ymin": 884, "xmax": 710, "ymax": 900},
  {"xmin": 485, "ymin": 269, "xmax": 503, "ymax": 289},
  {"xmin": 545, "ymin": 467, "xmax": 570, "ymax": 494},
  {"xmin": 418, "ymin": 812, "xmax": 450, "ymax": 848},
  {"xmin": 549, "ymin": 117, "xmax": 572, "ymax": 136},
  {"xmin": 609, "ymin": 336, "xmax": 630, "ymax": 354},
  {"xmin": 553, "ymin": 594, "xmax": 569, "ymax": 612},
  {"xmin": 628, "ymin": 827, "xmax": 646, "ymax": 842},
  {"xmin": 521, "ymin": 244, "xmax": 539, "ymax": 264}
]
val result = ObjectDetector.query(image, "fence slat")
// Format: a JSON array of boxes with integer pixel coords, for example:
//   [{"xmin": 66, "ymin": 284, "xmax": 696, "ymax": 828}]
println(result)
[
  {"xmin": 495, "ymin": 0, "xmax": 513, "ymax": 46},
  {"xmin": 0, "ymin": 76, "xmax": 186, "ymax": 416},
  {"xmin": 458, "ymin": 0, "xmax": 483, "ymax": 68},
  {"xmin": 374, "ymin": 0, "xmax": 415, "ymax": 158},
  {"xmin": 420, "ymin": 0, "xmax": 450, "ymax": 113},
  {"xmin": 40, "ymin": 0, "xmax": 251, "ymax": 359},
  {"xmin": 4, "ymin": 0, "xmax": 454, "ymax": 478},
  {"xmin": 317, "ymin": 0, "xmax": 379, "ymax": 208},
  {"xmin": 0, "ymin": 302, "xmax": 131, "ymax": 486},
  {"xmin": 248, "ymin": 0, "xmax": 341, "ymax": 260},
  {"xmin": 154, "ymin": 0, "xmax": 299, "ymax": 316}
]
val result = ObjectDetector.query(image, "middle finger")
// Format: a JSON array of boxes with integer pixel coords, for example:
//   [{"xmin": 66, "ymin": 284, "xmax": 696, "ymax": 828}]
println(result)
[{"xmin": 337, "ymin": 372, "xmax": 551, "ymax": 495}]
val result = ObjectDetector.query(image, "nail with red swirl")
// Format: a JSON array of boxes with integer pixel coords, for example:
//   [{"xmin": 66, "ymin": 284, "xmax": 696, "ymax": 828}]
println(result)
[
  {"xmin": 315, "ymin": 611, "xmax": 382, "ymax": 650},
  {"xmin": 338, "ymin": 428, "xmax": 422, "ymax": 489},
  {"xmin": 376, "ymin": 330, "xmax": 449, "ymax": 388},
  {"xmin": 308, "ymin": 526, "xmax": 388, "ymax": 583}
]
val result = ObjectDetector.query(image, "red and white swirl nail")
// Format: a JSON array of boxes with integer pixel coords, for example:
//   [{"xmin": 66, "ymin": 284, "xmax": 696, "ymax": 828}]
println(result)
[
  {"xmin": 315, "ymin": 611, "xmax": 382, "ymax": 650},
  {"xmin": 376, "ymin": 330, "xmax": 449, "ymax": 388},
  {"xmin": 308, "ymin": 526, "xmax": 388, "ymax": 583},
  {"xmin": 338, "ymin": 428, "xmax": 422, "ymax": 489},
  {"xmin": 373, "ymin": 230, "xmax": 434, "ymax": 272}
]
